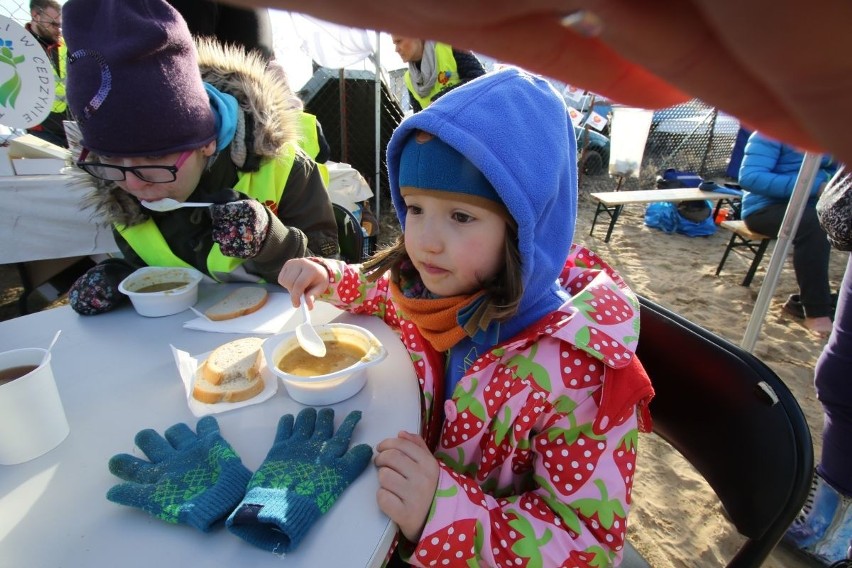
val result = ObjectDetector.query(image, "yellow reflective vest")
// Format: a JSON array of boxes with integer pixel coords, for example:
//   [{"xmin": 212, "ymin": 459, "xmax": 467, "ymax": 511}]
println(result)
[
  {"xmin": 115, "ymin": 144, "xmax": 297, "ymax": 282},
  {"xmin": 297, "ymin": 112, "xmax": 329, "ymax": 187},
  {"xmin": 404, "ymin": 43, "xmax": 460, "ymax": 110},
  {"xmin": 52, "ymin": 42, "xmax": 67, "ymax": 113}
]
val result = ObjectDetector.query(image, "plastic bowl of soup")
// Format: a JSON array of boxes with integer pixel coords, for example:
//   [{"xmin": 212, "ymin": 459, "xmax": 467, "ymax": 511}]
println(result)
[
  {"xmin": 262, "ymin": 323, "xmax": 387, "ymax": 405},
  {"xmin": 118, "ymin": 266, "xmax": 204, "ymax": 317}
]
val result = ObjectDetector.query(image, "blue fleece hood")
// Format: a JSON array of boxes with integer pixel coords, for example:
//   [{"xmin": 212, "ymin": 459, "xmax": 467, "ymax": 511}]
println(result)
[{"xmin": 387, "ymin": 68, "xmax": 578, "ymax": 336}]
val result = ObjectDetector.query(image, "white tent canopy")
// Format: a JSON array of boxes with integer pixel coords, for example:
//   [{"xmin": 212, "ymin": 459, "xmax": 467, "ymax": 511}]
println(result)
[
  {"xmin": 269, "ymin": 11, "xmax": 407, "ymax": 219},
  {"xmin": 270, "ymin": 11, "xmax": 405, "ymax": 90}
]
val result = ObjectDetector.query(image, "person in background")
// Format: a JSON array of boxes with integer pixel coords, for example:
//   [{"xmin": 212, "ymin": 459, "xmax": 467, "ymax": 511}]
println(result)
[
  {"xmin": 279, "ymin": 68, "xmax": 653, "ymax": 566},
  {"xmin": 62, "ymin": 0, "xmax": 338, "ymax": 316},
  {"xmin": 392, "ymin": 36, "xmax": 485, "ymax": 112},
  {"xmin": 24, "ymin": 0, "xmax": 68, "ymax": 147},
  {"xmin": 783, "ymin": 170, "xmax": 852, "ymax": 567},
  {"xmin": 738, "ymin": 131, "xmax": 838, "ymax": 336},
  {"xmin": 296, "ymin": 109, "xmax": 331, "ymax": 186}
]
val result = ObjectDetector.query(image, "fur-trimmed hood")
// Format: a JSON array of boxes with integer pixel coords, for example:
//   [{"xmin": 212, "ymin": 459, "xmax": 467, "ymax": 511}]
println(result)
[{"xmin": 70, "ymin": 38, "xmax": 302, "ymax": 226}]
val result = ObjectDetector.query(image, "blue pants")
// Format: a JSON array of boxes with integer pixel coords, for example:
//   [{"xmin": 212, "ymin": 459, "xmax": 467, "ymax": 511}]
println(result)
[
  {"xmin": 745, "ymin": 203, "xmax": 834, "ymax": 318},
  {"xmin": 815, "ymin": 254, "xmax": 852, "ymax": 495}
]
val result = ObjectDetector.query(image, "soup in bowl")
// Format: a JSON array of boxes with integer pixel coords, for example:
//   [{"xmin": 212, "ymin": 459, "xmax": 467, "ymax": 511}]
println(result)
[
  {"xmin": 118, "ymin": 266, "xmax": 204, "ymax": 317},
  {"xmin": 262, "ymin": 323, "xmax": 387, "ymax": 405}
]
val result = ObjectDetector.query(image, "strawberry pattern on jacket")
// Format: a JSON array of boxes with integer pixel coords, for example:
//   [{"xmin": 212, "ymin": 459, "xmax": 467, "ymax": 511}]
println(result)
[{"xmin": 311, "ymin": 243, "xmax": 650, "ymax": 567}]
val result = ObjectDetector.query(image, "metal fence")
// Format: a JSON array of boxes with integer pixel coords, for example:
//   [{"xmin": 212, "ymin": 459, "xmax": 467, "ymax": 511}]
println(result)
[
  {"xmin": 635, "ymin": 98, "xmax": 740, "ymax": 187},
  {"xmin": 299, "ymin": 67, "xmax": 406, "ymax": 211},
  {"xmin": 569, "ymin": 97, "xmax": 740, "ymax": 190},
  {"xmin": 1, "ymin": 0, "xmax": 29, "ymax": 24}
]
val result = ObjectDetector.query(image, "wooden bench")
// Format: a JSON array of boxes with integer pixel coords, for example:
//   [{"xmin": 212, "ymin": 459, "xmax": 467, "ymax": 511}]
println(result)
[
  {"xmin": 589, "ymin": 188, "xmax": 736, "ymax": 243},
  {"xmin": 715, "ymin": 220, "xmax": 776, "ymax": 287}
]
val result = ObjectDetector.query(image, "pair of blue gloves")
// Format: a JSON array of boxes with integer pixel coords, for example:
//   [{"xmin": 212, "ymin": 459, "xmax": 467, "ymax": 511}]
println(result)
[{"xmin": 107, "ymin": 408, "xmax": 372, "ymax": 553}]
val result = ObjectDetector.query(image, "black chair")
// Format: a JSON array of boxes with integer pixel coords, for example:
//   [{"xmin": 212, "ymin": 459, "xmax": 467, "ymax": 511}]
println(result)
[
  {"xmin": 333, "ymin": 203, "xmax": 367, "ymax": 263},
  {"xmin": 622, "ymin": 296, "xmax": 814, "ymax": 568}
]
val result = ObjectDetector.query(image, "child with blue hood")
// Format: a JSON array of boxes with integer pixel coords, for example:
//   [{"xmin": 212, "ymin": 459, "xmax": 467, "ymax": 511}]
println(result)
[{"xmin": 279, "ymin": 68, "xmax": 653, "ymax": 566}]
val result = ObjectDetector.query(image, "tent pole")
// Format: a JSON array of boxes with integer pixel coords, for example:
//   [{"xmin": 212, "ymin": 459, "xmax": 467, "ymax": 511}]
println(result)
[
  {"xmin": 374, "ymin": 31, "xmax": 381, "ymax": 220},
  {"xmin": 741, "ymin": 152, "xmax": 822, "ymax": 351}
]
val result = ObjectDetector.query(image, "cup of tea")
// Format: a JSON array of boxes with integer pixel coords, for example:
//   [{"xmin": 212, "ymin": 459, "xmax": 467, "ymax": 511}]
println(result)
[{"xmin": 0, "ymin": 348, "xmax": 70, "ymax": 465}]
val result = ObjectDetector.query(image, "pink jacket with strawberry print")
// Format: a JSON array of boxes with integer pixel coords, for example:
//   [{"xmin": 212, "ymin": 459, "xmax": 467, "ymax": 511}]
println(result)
[{"xmin": 311, "ymin": 243, "xmax": 653, "ymax": 567}]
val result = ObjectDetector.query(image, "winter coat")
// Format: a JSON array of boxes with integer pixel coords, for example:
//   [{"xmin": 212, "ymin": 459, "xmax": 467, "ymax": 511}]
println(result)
[
  {"xmin": 74, "ymin": 40, "xmax": 339, "ymax": 283},
  {"xmin": 313, "ymin": 245, "xmax": 649, "ymax": 567},
  {"xmin": 740, "ymin": 131, "xmax": 837, "ymax": 219},
  {"xmin": 320, "ymin": 68, "xmax": 651, "ymax": 566}
]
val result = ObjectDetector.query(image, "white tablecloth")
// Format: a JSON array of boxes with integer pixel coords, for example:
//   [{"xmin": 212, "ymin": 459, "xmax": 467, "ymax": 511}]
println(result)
[
  {"xmin": 0, "ymin": 174, "xmax": 118, "ymax": 264},
  {"xmin": 0, "ymin": 284, "xmax": 420, "ymax": 567}
]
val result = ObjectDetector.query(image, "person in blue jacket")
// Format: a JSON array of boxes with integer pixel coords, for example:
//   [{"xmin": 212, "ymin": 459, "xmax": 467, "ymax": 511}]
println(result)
[{"xmin": 739, "ymin": 131, "xmax": 838, "ymax": 336}]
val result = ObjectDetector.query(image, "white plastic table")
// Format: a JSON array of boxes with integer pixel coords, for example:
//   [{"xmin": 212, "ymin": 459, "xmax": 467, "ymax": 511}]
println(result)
[
  {"xmin": 0, "ymin": 284, "xmax": 420, "ymax": 567},
  {"xmin": 0, "ymin": 174, "xmax": 118, "ymax": 264}
]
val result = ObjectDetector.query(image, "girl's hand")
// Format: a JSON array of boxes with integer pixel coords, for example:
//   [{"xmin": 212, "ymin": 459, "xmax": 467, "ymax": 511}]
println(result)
[
  {"xmin": 374, "ymin": 431, "xmax": 440, "ymax": 543},
  {"xmin": 277, "ymin": 258, "xmax": 329, "ymax": 308}
]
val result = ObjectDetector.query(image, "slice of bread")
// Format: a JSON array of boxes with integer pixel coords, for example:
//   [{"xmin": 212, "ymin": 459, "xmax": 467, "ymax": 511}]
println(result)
[
  {"xmin": 192, "ymin": 337, "xmax": 265, "ymax": 404},
  {"xmin": 204, "ymin": 287, "xmax": 269, "ymax": 321}
]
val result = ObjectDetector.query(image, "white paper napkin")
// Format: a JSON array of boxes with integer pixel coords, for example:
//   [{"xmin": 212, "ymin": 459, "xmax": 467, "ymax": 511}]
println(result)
[
  {"xmin": 182, "ymin": 292, "xmax": 297, "ymax": 334},
  {"xmin": 170, "ymin": 344, "xmax": 278, "ymax": 417}
]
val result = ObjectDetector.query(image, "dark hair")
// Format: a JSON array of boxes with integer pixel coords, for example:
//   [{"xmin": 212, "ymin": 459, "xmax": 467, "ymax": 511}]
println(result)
[{"xmin": 362, "ymin": 223, "xmax": 523, "ymax": 321}]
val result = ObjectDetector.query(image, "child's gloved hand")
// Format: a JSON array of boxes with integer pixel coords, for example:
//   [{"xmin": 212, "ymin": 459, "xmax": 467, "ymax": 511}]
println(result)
[
  {"xmin": 107, "ymin": 416, "xmax": 252, "ymax": 532},
  {"xmin": 226, "ymin": 408, "xmax": 373, "ymax": 553},
  {"xmin": 68, "ymin": 258, "xmax": 135, "ymax": 315},
  {"xmin": 209, "ymin": 189, "xmax": 270, "ymax": 259}
]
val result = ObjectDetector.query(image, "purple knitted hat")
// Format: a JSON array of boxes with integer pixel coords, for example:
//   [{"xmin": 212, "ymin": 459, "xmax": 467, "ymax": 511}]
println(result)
[{"xmin": 62, "ymin": 0, "xmax": 216, "ymax": 157}]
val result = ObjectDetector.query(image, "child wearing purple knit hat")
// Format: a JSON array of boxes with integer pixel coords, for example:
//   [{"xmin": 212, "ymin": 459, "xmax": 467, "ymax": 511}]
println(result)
[{"xmin": 62, "ymin": 0, "xmax": 339, "ymax": 315}]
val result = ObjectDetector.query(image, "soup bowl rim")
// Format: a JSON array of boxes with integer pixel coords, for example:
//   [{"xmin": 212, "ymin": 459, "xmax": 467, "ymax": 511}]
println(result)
[
  {"xmin": 262, "ymin": 322, "xmax": 388, "ymax": 384},
  {"xmin": 118, "ymin": 266, "xmax": 204, "ymax": 297}
]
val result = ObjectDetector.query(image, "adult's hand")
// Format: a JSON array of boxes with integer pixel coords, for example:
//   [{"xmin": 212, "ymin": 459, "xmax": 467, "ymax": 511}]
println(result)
[{"xmin": 225, "ymin": 0, "xmax": 852, "ymax": 165}]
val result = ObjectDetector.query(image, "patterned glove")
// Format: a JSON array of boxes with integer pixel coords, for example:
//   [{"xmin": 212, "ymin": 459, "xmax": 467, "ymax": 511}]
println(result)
[
  {"xmin": 226, "ymin": 408, "xmax": 373, "ymax": 552},
  {"xmin": 210, "ymin": 189, "xmax": 270, "ymax": 259},
  {"xmin": 107, "ymin": 416, "xmax": 252, "ymax": 532},
  {"xmin": 68, "ymin": 258, "xmax": 135, "ymax": 315}
]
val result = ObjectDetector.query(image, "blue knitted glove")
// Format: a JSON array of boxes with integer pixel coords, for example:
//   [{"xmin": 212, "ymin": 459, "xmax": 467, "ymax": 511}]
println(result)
[
  {"xmin": 226, "ymin": 408, "xmax": 373, "ymax": 552},
  {"xmin": 107, "ymin": 416, "xmax": 252, "ymax": 532}
]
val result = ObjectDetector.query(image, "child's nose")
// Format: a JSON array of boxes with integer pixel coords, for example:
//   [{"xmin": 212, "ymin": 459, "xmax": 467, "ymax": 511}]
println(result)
[{"xmin": 417, "ymin": 222, "xmax": 443, "ymax": 253}]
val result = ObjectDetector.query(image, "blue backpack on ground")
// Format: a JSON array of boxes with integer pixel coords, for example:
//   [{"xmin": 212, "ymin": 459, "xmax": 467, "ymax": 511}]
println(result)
[
  {"xmin": 645, "ymin": 201, "xmax": 717, "ymax": 236},
  {"xmin": 646, "ymin": 169, "xmax": 717, "ymax": 237}
]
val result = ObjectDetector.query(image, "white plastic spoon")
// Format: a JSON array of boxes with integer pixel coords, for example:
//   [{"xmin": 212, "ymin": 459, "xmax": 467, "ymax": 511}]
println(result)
[
  {"xmin": 189, "ymin": 306, "xmax": 213, "ymax": 322},
  {"xmin": 140, "ymin": 198, "xmax": 213, "ymax": 212},
  {"xmin": 295, "ymin": 294, "xmax": 326, "ymax": 357},
  {"xmin": 42, "ymin": 329, "xmax": 61, "ymax": 365}
]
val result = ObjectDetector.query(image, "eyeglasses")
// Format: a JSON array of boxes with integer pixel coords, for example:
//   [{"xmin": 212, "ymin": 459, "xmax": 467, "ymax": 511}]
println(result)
[
  {"xmin": 76, "ymin": 149, "xmax": 193, "ymax": 183},
  {"xmin": 37, "ymin": 11, "xmax": 61, "ymax": 28}
]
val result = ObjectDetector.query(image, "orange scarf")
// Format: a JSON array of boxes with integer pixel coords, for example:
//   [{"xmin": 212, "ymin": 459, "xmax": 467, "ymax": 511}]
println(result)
[{"xmin": 390, "ymin": 280, "xmax": 485, "ymax": 352}]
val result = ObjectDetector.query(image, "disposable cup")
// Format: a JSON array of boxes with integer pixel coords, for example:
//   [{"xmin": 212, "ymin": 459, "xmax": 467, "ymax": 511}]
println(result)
[{"xmin": 0, "ymin": 348, "xmax": 70, "ymax": 465}]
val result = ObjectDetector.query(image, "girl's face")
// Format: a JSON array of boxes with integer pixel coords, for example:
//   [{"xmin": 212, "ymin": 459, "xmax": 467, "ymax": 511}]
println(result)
[
  {"xmin": 403, "ymin": 191, "xmax": 507, "ymax": 297},
  {"xmin": 101, "ymin": 141, "xmax": 215, "ymax": 203}
]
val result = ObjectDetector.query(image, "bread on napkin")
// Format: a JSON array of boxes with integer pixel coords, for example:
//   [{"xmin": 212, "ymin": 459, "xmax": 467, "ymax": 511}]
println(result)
[
  {"xmin": 193, "ymin": 337, "xmax": 265, "ymax": 403},
  {"xmin": 204, "ymin": 287, "xmax": 269, "ymax": 321}
]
